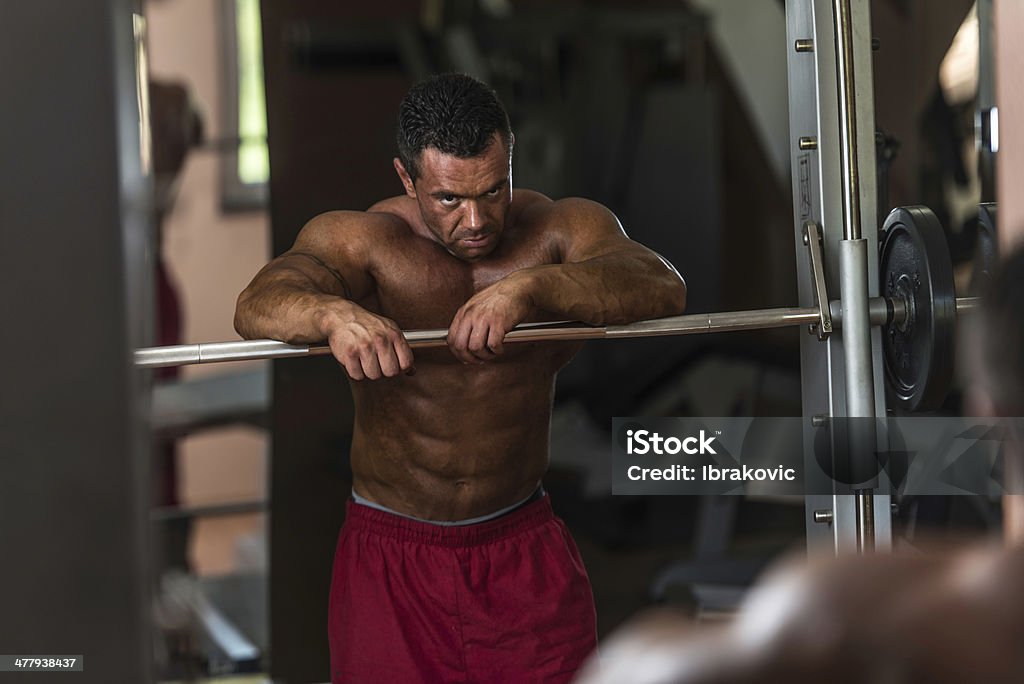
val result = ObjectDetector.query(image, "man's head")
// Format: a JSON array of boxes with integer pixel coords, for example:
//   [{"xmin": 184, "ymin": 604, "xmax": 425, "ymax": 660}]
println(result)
[{"xmin": 393, "ymin": 73, "xmax": 514, "ymax": 261}]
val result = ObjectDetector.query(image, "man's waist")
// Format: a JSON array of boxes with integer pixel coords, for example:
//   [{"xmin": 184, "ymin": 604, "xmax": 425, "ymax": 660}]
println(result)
[{"xmin": 351, "ymin": 485, "xmax": 545, "ymax": 526}]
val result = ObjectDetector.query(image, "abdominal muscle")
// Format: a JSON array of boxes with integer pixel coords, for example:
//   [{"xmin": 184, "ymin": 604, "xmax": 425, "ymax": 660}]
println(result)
[{"xmin": 348, "ymin": 344, "xmax": 576, "ymax": 521}]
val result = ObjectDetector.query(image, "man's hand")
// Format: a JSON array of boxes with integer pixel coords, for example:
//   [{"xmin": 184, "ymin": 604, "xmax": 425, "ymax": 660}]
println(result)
[
  {"xmin": 320, "ymin": 303, "xmax": 414, "ymax": 380},
  {"xmin": 447, "ymin": 276, "xmax": 532, "ymax": 363}
]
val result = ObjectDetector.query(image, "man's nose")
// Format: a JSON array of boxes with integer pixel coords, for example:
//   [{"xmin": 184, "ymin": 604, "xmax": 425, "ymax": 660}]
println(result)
[{"xmin": 462, "ymin": 200, "xmax": 484, "ymax": 230}]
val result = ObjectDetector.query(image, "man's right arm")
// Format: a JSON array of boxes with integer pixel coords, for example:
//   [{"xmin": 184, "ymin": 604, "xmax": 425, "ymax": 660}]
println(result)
[{"xmin": 233, "ymin": 211, "xmax": 414, "ymax": 380}]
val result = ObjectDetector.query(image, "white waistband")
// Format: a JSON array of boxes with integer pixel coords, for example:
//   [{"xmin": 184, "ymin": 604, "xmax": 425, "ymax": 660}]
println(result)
[{"xmin": 350, "ymin": 485, "xmax": 545, "ymax": 527}]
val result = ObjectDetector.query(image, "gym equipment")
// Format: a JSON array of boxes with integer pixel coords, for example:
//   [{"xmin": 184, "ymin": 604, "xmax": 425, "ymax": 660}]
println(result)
[
  {"xmin": 879, "ymin": 206, "xmax": 956, "ymax": 412},
  {"xmin": 135, "ymin": 206, "xmax": 978, "ymax": 421},
  {"xmin": 971, "ymin": 202, "xmax": 999, "ymax": 295}
]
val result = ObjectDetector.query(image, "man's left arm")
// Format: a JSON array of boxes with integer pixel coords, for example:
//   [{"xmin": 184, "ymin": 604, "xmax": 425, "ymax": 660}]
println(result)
[{"xmin": 448, "ymin": 198, "xmax": 686, "ymax": 362}]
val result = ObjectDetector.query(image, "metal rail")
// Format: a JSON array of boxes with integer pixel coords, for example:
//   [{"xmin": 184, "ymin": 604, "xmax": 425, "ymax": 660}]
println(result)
[
  {"xmin": 134, "ymin": 296, "xmax": 980, "ymax": 369},
  {"xmin": 833, "ymin": 0, "xmax": 877, "ymax": 552}
]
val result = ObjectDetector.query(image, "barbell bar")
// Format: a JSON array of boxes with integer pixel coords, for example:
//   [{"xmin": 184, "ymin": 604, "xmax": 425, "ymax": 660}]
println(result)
[
  {"xmin": 135, "ymin": 204, "xmax": 979, "ymax": 412},
  {"xmin": 134, "ymin": 295, "xmax": 979, "ymax": 369}
]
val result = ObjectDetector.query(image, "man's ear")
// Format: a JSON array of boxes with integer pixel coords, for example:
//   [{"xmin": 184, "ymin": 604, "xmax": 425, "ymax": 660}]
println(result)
[{"xmin": 393, "ymin": 158, "xmax": 416, "ymax": 198}]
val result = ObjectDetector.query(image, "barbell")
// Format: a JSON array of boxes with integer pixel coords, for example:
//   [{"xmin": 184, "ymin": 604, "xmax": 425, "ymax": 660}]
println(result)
[{"xmin": 135, "ymin": 206, "xmax": 980, "ymax": 412}]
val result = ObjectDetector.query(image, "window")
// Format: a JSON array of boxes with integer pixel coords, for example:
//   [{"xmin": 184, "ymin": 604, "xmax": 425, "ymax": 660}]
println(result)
[{"xmin": 220, "ymin": 0, "xmax": 269, "ymax": 209}]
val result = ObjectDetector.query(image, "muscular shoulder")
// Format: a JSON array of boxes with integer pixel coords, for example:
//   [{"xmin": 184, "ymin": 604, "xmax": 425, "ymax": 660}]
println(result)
[
  {"xmin": 299, "ymin": 203, "xmax": 410, "ymax": 250},
  {"xmin": 284, "ymin": 205, "xmax": 412, "ymax": 300},
  {"xmin": 514, "ymin": 193, "xmax": 627, "ymax": 261},
  {"xmin": 300, "ymin": 202, "xmax": 417, "ymax": 256},
  {"xmin": 517, "ymin": 194, "xmax": 622, "ymax": 234}
]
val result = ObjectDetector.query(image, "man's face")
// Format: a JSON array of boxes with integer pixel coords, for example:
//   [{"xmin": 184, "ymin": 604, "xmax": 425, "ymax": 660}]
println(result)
[{"xmin": 395, "ymin": 134, "xmax": 513, "ymax": 261}]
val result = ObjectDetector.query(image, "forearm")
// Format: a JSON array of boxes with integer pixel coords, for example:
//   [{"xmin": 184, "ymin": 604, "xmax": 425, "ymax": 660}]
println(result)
[
  {"xmin": 518, "ymin": 251, "xmax": 687, "ymax": 326},
  {"xmin": 234, "ymin": 271, "xmax": 355, "ymax": 344}
]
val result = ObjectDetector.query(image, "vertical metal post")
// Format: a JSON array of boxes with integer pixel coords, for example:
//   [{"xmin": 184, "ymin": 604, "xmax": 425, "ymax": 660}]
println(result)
[
  {"xmin": 833, "ymin": 0, "xmax": 878, "ymax": 553},
  {"xmin": 976, "ymin": 0, "xmax": 997, "ymax": 201},
  {"xmin": 857, "ymin": 485, "xmax": 876, "ymax": 552},
  {"xmin": 833, "ymin": 0, "xmax": 862, "ymax": 243},
  {"xmin": 786, "ymin": 0, "xmax": 890, "ymax": 555}
]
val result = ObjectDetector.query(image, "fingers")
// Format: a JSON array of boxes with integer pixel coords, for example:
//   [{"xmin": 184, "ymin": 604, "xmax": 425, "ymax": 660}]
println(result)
[
  {"xmin": 467, "ymin": 320, "xmax": 499, "ymax": 362},
  {"xmin": 447, "ymin": 281, "xmax": 529, "ymax": 363},
  {"xmin": 486, "ymin": 322, "xmax": 505, "ymax": 357},
  {"xmin": 340, "ymin": 351, "xmax": 366, "ymax": 381},
  {"xmin": 448, "ymin": 313, "xmax": 508, "ymax": 363},
  {"xmin": 395, "ymin": 337, "xmax": 416, "ymax": 375},
  {"xmin": 324, "ymin": 298, "xmax": 519, "ymax": 375},
  {"xmin": 330, "ymin": 319, "xmax": 415, "ymax": 381}
]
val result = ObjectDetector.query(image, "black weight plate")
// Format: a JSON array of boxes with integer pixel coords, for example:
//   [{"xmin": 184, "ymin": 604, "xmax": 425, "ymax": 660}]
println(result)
[
  {"xmin": 970, "ymin": 202, "xmax": 998, "ymax": 295},
  {"xmin": 880, "ymin": 206, "xmax": 957, "ymax": 412}
]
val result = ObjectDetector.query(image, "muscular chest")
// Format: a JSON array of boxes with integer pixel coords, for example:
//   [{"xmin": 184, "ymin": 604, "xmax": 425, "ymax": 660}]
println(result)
[{"xmin": 366, "ymin": 233, "xmax": 556, "ymax": 331}]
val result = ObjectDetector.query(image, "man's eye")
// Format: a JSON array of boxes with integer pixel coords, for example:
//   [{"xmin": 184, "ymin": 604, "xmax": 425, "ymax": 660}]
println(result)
[
  {"xmin": 486, "ymin": 188, "xmax": 501, "ymax": 197},
  {"xmin": 441, "ymin": 195, "xmax": 457, "ymax": 205}
]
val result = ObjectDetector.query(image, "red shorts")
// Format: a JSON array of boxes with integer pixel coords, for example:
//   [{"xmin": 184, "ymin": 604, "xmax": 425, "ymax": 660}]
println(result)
[{"xmin": 328, "ymin": 494, "xmax": 598, "ymax": 683}]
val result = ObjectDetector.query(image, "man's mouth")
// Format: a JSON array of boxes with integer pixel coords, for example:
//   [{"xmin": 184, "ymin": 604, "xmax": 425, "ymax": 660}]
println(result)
[{"xmin": 459, "ymin": 233, "xmax": 493, "ymax": 248}]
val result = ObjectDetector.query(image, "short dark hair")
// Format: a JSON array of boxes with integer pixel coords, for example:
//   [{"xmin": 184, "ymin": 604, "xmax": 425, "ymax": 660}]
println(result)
[
  {"xmin": 396, "ymin": 73, "xmax": 512, "ymax": 182},
  {"xmin": 977, "ymin": 246, "xmax": 1024, "ymax": 412}
]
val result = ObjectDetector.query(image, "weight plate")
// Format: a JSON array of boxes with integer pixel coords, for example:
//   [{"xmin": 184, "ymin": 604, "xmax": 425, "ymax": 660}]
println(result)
[{"xmin": 879, "ymin": 206, "xmax": 956, "ymax": 412}]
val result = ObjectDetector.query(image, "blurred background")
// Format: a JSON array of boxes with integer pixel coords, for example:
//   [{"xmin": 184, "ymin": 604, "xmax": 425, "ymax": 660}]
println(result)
[{"xmin": 2, "ymin": 0, "xmax": 1022, "ymax": 682}]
